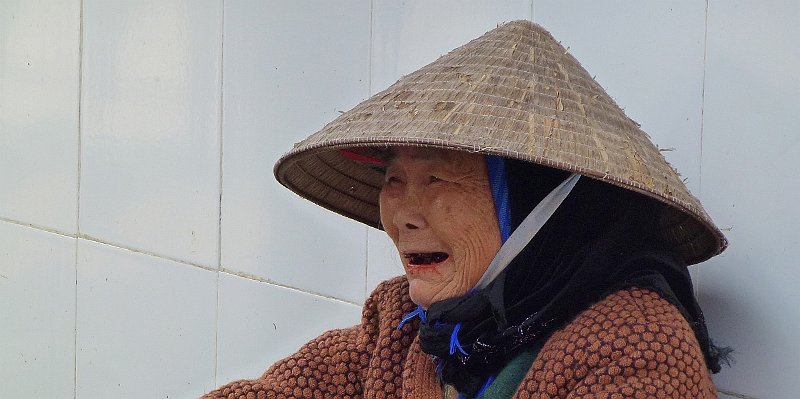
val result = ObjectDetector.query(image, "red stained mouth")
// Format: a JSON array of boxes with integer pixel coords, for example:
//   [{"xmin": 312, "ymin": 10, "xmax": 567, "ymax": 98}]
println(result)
[{"xmin": 404, "ymin": 252, "xmax": 449, "ymax": 266}]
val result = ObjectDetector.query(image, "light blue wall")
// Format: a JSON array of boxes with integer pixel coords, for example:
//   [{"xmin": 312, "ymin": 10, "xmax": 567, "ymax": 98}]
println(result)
[{"xmin": 1, "ymin": 1, "xmax": 796, "ymax": 398}]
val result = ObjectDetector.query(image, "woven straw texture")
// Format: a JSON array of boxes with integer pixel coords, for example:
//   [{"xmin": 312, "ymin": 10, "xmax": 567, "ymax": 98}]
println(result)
[{"xmin": 273, "ymin": 20, "xmax": 727, "ymax": 264}]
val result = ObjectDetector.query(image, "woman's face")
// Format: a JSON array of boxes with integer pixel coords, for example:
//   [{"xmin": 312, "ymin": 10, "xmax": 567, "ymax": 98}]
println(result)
[{"xmin": 379, "ymin": 147, "xmax": 501, "ymax": 308}]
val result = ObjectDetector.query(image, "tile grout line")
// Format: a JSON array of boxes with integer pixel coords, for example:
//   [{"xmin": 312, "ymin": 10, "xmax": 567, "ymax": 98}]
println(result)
[
  {"xmin": 0, "ymin": 216, "xmax": 219, "ymax": 271},
  {"xmin": 0, "ymin": 217, "xmax": 77, "ymax": 239},
  {"xmin": 367, "ymin": 0, "xmax": 374, "ymax": 97},
  {"xmin": 214, "ymin": 0, "xmax": 226, "ymax": 386},
  {"xmin": 365, "ymin": 0, "xmax": 374, "ymax": 299},
  {"xmin": 717, "ymin": 389, "xmax": 759, "ymax": 399},
  {"xmin": 220, "ymin": 268, "xmax": 361, "ymax": 307},
  {"xmin": 74, "ymin": 0, "xmax": 85, "ymax": 397},
  {"xmin": 0, "ymin": 218, "xmax": 359, "ymax": 305},
  {"xmin": 694, "ymin": 0, "xmax": 711, "ymax": 295},
  {"xmin": 699, "ymin": 0, "xmax": 709, "ymax": 197},
  {"xmin": 75, "ymin": 234, "xmax": 219, "ymax": 269}
]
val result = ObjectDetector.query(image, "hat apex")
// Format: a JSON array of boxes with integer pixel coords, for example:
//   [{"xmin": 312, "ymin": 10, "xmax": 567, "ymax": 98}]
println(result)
[{"xmin": 274, "ymin": 20, "xmax": 727, "ymax": 264}]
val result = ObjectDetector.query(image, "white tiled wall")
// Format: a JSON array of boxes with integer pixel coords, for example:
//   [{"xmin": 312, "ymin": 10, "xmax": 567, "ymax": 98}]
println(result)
[
  {"xmin": 79, "ymin": 0, "xmax": 223, "ymax": 268},
  {"xmin": 215, "ymin": 274, "xmax": 361, "ymax": 385},
  {"xmin": 0, "ymin": 223, "xmax": 75, "ymax": 398},
  {"xmin": 1, "ymin": 1, "xmax": 797, "ymax": 398},
  {"xmin": 221, "ymin": 0, "xmax": 371, "ymax": 303},
  {"xmin": 698, "ymin": 1, "xmax": 800, "ymax": 398},
  {"xmin": 75, "ymin": 240, "xmax": 218, "ymax": 398},
  {"xmin": 0, "ymin": 0, "xmax": 81, "ymax": 234}
]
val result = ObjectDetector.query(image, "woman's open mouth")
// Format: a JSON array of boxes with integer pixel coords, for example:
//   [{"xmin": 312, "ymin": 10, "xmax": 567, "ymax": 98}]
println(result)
[{"xmin": 404, "ymin": 252, "xmax": 450, "ymax": 268}]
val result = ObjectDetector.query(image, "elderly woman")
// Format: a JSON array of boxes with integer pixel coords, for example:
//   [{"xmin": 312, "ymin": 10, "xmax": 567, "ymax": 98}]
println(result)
[{"xmin": 205, "ymin": 21, "xmax": 728, "ymax": 398}]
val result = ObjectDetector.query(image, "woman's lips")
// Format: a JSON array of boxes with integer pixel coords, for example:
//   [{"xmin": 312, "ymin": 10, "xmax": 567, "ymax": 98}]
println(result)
[{"xmin": 404, "ymin": 252, "xmax": 450, "ymax": 270}]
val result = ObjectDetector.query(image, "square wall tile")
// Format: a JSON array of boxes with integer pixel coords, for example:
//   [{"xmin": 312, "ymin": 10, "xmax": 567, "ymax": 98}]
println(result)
[
  {"xmin": 80, "ymin": 0, "xmax": 222, "ymax": 267},
  {"xmin": 367, "ymin": 229, "xmax": 404, "ymax": 296},
  {"xmin": 221, "ymin": 0, "xmax": 371, "ymax": 303},
  {"xmin": 534, "ymin": 1, "xmax": 707, "ymax": 193},
  {"xmin": 76, "ymin": 240, "xmax": 217, "ymax": 398},
  {"xmin": 0, "ymin": 222, "xmax": 76, "ymax": 398},
  {"xmin": 215, "ymin": 272, "xmax": 361, "ymax": 385},
  {"xmin": 697, "ymin": 1, "xmax": 800, "ymax": 398},
  {"xmin": 372, "ymin": 0, "xmax": 533, "ymax": 91},
  {"xmin": 0, "ymin": 0, "xmax": 80, "ymax": 233}
]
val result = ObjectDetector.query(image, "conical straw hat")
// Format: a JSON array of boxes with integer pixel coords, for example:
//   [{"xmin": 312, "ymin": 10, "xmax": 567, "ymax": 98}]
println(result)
[{"xmin": 274, "ymin": 20, "xmax": 727, "ymax": 265}]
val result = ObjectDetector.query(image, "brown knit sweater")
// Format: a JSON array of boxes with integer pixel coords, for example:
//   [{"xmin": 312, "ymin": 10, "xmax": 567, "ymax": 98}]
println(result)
[{"xmin": 204, "ymin": 276, "xmax": 717, "ymax": 398}]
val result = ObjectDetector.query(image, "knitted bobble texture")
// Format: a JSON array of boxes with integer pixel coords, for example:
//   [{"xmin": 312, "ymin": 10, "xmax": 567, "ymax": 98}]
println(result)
[{"xmin": 203, "ymin": 277, "xmax": 717, "ymax": 399}]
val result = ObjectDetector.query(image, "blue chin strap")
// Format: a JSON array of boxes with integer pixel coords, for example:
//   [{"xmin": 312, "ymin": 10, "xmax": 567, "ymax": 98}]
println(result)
[{"xmin": 486, "ymin": 155, "xmax": 512, "ymax": 244}]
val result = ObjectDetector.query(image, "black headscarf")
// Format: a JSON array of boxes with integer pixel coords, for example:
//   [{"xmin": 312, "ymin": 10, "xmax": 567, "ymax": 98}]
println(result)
[{"xmin": 417, "ymin": 160, "xmax": 728, "ymax": 398}]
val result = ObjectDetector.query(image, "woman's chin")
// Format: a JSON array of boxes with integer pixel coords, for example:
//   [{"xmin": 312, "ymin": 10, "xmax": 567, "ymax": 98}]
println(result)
[{"xmin": 407, "ymin": 279, "xmax": 438, "ymax": 309}]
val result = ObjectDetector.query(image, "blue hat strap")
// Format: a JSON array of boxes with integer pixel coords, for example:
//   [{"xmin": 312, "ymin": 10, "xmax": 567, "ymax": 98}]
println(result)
[{"xmin": 486, "ymin": 155, "xmax": 512, "ymax": 243}]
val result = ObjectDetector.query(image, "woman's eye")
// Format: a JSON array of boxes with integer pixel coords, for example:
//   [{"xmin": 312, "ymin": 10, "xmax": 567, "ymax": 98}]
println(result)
[{"xmin": 428, "ymin": 175, "xmax": 443, "ymax": 184}]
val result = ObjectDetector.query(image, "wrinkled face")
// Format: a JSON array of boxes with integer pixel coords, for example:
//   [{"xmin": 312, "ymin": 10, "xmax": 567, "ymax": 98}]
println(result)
[{"xmin": 379, "ymin": 147, "xmax": 502, "ymax": 308}]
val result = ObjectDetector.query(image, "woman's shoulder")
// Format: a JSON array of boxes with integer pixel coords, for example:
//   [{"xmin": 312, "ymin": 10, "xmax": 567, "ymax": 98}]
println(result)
[
  {"xmin": 579, "ymin": 287, "xmax": 694, "ymax": 332},
  {"xmin": 537, "ymin": 287, "xmax": 703, "ymax": 367},
  {"xmin": 370, "ymin": 275, "xmax": 409, "ymax": 298},
  {"xmin": 520, "ymin": 287, "xmax": 717, "ymax": 398},
  {"xmin": 365, "ymin": 275, "xmax": 411, "ymax": 309},
  {"xmin": 361, "ymin": 276, "xmax": 416, "ymax": 326}
]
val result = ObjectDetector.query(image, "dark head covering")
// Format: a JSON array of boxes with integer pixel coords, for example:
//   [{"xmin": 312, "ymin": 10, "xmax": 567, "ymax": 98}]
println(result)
[{"xmin": 417, "ymin": 160, "xmax": 728, "ymax": 397}]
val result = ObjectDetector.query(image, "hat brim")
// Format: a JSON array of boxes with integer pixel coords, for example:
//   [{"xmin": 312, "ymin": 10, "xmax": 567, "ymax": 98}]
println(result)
[{"xmin": 273, "ymin": 20, "xmax": 727, "ymax": 265}]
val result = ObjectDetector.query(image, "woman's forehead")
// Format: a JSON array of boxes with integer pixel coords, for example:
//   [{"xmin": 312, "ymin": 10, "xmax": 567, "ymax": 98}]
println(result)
[
  {"xmin": 388, "ymin": 147, "xmax": 440, "ymax": 160},
  {"xmin": 381, "ymin": 147, "xmax": 487, "ymax": 178},
  {"xmin": 383, "ymin": 147, "xmax": 473, "ymax": 163}
]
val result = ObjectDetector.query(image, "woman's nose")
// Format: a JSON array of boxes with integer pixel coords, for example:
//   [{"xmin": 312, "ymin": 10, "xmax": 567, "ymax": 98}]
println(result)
[
  {"xmin": 399, "ymin": 214, "xmax": 427, "ymax": 230},
  {"xmin": 393, "ymin": 196, "xmax": 428, "ymax": 231}
]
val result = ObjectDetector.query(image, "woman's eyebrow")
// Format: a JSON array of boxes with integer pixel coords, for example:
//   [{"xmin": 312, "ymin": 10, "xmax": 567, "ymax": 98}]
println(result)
[
  {"xmin": 382, "ymin": 150, "xmax": 397, "ymax": 163},
  {"xmin": 381, "ymin": 148, "xmax": 445, "ymax": 170},
  {"xmin": 401, "ymin": 148, "xmax": 441, "ymax": 161},
  {"xmin": 410, "ymin": 152, "xmax": 437, "ymax": 161}
]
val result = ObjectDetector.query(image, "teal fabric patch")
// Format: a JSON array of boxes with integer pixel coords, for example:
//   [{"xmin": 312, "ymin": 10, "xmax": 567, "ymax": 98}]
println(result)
[{"xmin": 477, "ymin": 343, "xmax": 541, "ymax": 398}]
